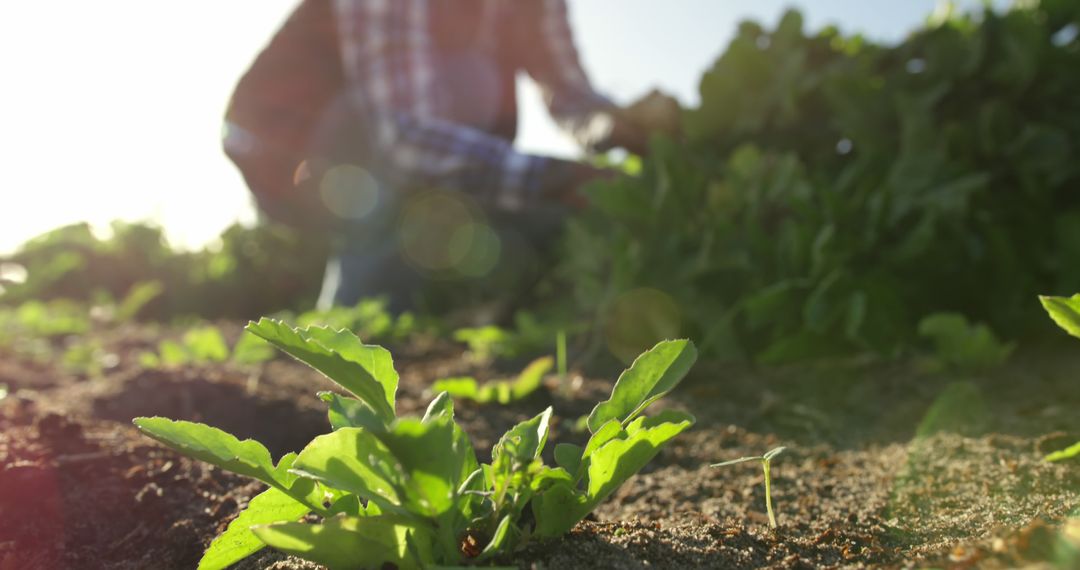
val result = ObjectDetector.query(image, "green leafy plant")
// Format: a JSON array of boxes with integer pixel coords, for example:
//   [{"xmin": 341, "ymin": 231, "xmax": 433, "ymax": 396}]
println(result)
[
  {"xmin": 296, "ymin": 298, "xmax": 418, "ymax": 343},
  {"xmin": 563, "ymin": 3, "xmax": 1080, "ymax": 363},
  {"xmin": 917, "ymin": 313, "xmax": 1015, "ymax": 373},
  {"xmin": 711, "ymin": 446, "xmax": 786, "ymax": 529},
  {"xmin": 140, "ymin": 326, "xmax": 277, "ymax": 368},
  {"xmin": 1041, "ymin": 294, "xmax": 1080, "ymax": 340},
  {"xmin": 432, "ymin": 356, "xmax": 553, "ymax": 405},
  {"xmin": 140, "ymin": 326, "xmax": 231, "ymax": 368},
  {"xmin": 133, "ymin": 319, "xmax": 697, "ymax": 569},
  {"xmin": 1041, "ymin": 293, "xmax": 1080, "ymax": 462}
]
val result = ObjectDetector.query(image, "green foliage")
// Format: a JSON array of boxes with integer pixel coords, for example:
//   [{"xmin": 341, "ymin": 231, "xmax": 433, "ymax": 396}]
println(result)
[
  {"xmin": 711, "ymin": 446, "xmax": 786, "ymax": 529},
  {"xmin": 295, "ymin": 298, "xmax": 418, "ymax": 344},
  {"xmin": 917, "ymin": 313, "xmax": 1014, "ymax": 373},
  {"xmin": 0, "ymin": 221, "xmax": 326, "ymax": 321},
  {"xmin": 1041, "ymin": 292, "xmax": 1080, "ymax": 462},
  {"xmin": 134, "ymin": 320, "xmax": 697, "ymax": 568},
  {"xmin": 1040, "ymin": 294, "xmax": 1080, "ymax": 339},
  {"xmin": 141, "ymin": 326, "xmax": 232, "ymax": 368},
  {"xmin": 432, "ymin": 356, "xmax": 553, "ymax": 405},
  {"xmin": 563, "ymin": 3, "xmax": 1080, "ymax": 362},
  {"xmin": 452, "ymin": 325, "xmax": 514, "ymax": 361},
  {"xmin": 140, "ymin": 326, "xmax": 278, "ymax": 369},
  {"xmin": 452, "ymin": 311, "xmax": 577, "ymax": 362}
]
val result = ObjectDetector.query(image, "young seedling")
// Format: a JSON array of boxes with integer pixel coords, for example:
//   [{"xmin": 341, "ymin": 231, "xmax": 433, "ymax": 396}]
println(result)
[
  {"xmin": 133, "ymin": 318, "xmax": 699, "ymax": 569},
  {"xmin": 711, "ymin": 446, "xmax": 786, "ymax": 530}
]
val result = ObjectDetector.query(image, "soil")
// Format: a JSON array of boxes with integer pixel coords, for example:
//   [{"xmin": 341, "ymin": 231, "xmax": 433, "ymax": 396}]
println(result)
[{"xmin": 2, "ymin": 325, "xmax": 1079, "ymax": 569}]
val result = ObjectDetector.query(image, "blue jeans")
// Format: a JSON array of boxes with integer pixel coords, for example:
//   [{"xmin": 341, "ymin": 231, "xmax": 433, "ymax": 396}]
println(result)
[{"xmin": 316, "ymin": 188, "xmax": 565, "ymax": 312}]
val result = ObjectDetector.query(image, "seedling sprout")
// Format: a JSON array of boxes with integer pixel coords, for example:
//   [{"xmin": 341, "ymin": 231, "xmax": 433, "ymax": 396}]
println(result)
[{"xmin": 711, "ymin": 446, "xmax": 786, "ymax": 529}]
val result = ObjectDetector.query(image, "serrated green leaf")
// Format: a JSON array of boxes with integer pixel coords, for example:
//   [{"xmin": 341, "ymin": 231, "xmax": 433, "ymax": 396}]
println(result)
[
  {"xmin": 587, "ymin": 340, "xmax": 697, "ymax": 432},
  {"xmin": 251, "ymin": 515, "xmax": 423, "ymax": 570},
  {"xmin": 1041, "ymin": 294, "xmax": 1080, "ymax": 339},
  {"xmin": 134, "ymin": 417, "xmax": 287, "ymax": 488},
  {"xmin": 198, "ymin": 485, "xmax": 311, "ymax": 570},
  {"xmin": 246, "ymin": 318, "xmax": 398, "ymax": 423}
]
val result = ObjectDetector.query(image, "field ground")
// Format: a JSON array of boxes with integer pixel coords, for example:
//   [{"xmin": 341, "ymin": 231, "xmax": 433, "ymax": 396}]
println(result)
[{"xmin": 2, "ymin": 323, "xmax": 1079, "ymax": 569}]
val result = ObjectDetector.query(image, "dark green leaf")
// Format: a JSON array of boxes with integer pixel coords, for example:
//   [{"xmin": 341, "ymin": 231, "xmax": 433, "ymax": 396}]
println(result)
[{"xmin": 587, "ymin": 340, "xmax": 697, "ymax": 432}]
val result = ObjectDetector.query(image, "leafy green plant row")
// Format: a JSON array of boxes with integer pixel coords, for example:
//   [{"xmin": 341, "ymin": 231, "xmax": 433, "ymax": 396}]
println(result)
[
  {"xmin": 134, "ymin": 319, "xmax": 698, "ymax": 569},
  {"xmin": 563, "ymin": 2, "xmax": 1080, "ymax": 363},
  {"xmin": 432, "ymin": 356, "xmax": 552, "ymax": 405}
]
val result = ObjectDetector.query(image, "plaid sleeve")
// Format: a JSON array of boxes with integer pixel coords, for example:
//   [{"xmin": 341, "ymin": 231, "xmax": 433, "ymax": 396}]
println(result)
[
  {"xmin": 521, "ymin": 0, "xmax": 617, "ymax": 152},
  {"xmin": 333, "ymin": 0, "xmax": 553, "ymax": 210}
]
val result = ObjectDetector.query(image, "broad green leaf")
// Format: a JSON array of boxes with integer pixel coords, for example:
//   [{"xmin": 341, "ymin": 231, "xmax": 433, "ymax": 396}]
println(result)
[
  {"xmin": 422, "ymin": 391, "xmax": 455, "ymax": 423},
  {"xmin": 184, "ymin": 326, "xmax": 230, "ymax": 363},
  {"xmin": 232, "ymin": 331, "xmax": 275, "ymax": 365},
  {"xmin": 431, "ymin": 377, "xmax": 484, "ymax": 402},
  {"xmin": 533, "ymin": 411, "xmax": 695, "ymax": 537},
  {"xmin": 246, "ymin": 318, "xmax": 397, "ymax": 423},
  {"xmin": 492, "ymin": 407, "xmax": 552, "ymax": 465},
  {"xmin": 291, "ymin": 428, "xmax": 405, "ymax": 512},
  {"xmin": 530, "ymin": 482, "xmax": 589, "ymax": 538},
  {"xmin": 478, "ymin": 515, "xmax": 514, "ymax": 560},
  {"xmin": 377, "ymin": 418, "xmax": 478, "ymax": 518},
  {"xmin": 587, "ymin": 340, "xmax": 697, "ymax": 432},
  {"xmin": 1041, "ymin": 295, "xmax": 1080, "ymax": 339},
  {"xmin": 252, "ymin": 515, "xmax": 422, "ymax": 570},
  {"xmin": 1046, "ymin": 441, "xmax": 1080, "ymax": 463},
  {"xmin": 134, "ymin": 418, "xmax": 291, "ymax": 489},
  {"xmin": 509, "ymin": 357, "xmax": 553, "ymax": 401},
  {"xmin": 198, "ymin": 485, "xmax": 311, "ymax": 570},
  {"xmin": 318, "ymin": 392, "xmax": 383, "ymax": 432},
  {"xmin": 581, "ymin": 420, "xmax": 625, "ymax": 460},
  {"xmin": 586, "ymin": 411, "xmax": 695, "ymax": 501},
  {"xmin": 553, "ymin": 443, "xmax": 584, "ymax": 478}
]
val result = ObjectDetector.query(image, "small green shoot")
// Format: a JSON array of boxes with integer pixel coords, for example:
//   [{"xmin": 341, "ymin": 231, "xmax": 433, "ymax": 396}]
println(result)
[
  {"xmin": 134, "ymin": 319, "xmax": 697, "ymax": 568},
  {"xmin": 711, "ymin": 446, "xmax": 786, "ymax": 530}
]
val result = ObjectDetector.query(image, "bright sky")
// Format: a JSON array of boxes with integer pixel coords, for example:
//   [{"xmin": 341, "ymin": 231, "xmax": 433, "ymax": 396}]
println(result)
[{"xmin": 0, "ymin": 0, "xmax": 999, "ymax": 254}]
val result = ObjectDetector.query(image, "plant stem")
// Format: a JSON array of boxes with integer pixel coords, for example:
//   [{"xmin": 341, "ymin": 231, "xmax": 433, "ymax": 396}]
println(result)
[{"xmin": 763, "ymin": 459, "xmax": 777, "ymax": 530}]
